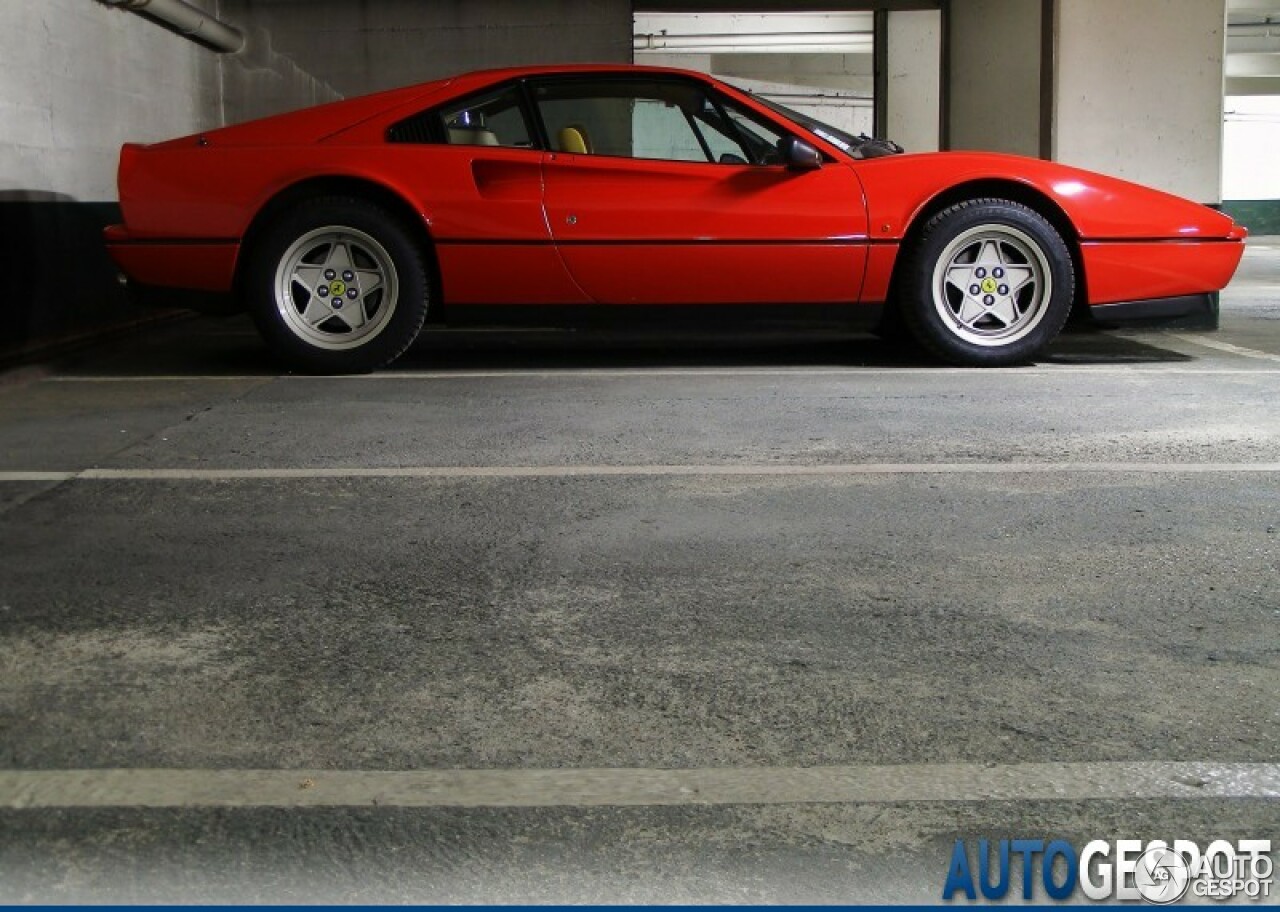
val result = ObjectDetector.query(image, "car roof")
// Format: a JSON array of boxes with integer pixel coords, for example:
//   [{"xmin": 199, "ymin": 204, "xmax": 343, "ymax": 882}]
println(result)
[
  {"xmin": 454, "ymin": 62, "xmax": 708, "ymax": 80},
  {"xmin": 438, "ymin": 62, "xmax": 715, "ymax": 93}
]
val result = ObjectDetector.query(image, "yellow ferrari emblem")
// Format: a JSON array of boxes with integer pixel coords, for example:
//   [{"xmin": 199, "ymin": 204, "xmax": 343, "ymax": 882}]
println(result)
[
  {"xmin": 981, "ymin": 277, "xmax": 998, "ymax": 294},
  {"xmin": 330, "ymin": 280, "xmax": 347, "ymax": 296}
]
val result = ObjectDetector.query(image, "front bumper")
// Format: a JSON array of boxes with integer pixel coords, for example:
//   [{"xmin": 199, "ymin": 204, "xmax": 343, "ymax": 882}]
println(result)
[{"xmin": 1080, "ymin": 238, "xmax": 1245, "ymax": 307}]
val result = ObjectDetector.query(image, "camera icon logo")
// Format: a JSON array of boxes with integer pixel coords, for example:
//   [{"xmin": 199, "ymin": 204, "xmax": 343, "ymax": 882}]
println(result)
[{"xmin": 1135, "ymin": 845, "xmax": 1191, "ymax": 904}]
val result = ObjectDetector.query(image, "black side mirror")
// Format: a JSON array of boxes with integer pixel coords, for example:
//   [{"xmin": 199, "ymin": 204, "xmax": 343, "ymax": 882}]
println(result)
[{"xmin": 778, "ymin": 136, "xmax": 822, "ymax": 171}]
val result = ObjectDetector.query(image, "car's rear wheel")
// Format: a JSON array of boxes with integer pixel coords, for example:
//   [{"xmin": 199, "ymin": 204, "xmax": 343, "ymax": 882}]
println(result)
[
  {"xmin": 899, "ymin": 198, "xmax": 1074, "ymax": 366},
  {"xmin": 246, "ymin": 196, "xmax": 429, "ymax": 373}
]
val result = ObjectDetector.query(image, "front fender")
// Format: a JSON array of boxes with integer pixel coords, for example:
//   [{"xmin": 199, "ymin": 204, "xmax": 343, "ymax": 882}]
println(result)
[{"xmin": 855, "ymin": 152, "xmax": 1240, "ymax": 242}]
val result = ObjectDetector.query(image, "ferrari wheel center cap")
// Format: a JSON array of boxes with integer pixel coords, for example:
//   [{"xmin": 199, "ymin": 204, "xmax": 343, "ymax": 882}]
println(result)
[
  {"xmin": 980, "ymin": 277, "xmax": 998, "ymax": 294},
  {"xmin": 330, "ymin": 280, "xmax": 347, "ymax": 297}
]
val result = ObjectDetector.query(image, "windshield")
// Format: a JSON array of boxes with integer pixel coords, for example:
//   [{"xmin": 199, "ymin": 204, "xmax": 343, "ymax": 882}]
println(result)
[
  {"xmin": 748, "ymin": 93, "xmax": 896, "ymax": 158},
  {"xmin": 750, "ymin": 95, "xmax": 865, "ymax": 152}
]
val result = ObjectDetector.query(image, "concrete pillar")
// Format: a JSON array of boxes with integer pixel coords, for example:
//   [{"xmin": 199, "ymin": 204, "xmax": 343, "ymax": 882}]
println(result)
[
  {"xmin": 1053, "ymin": 0, "xmax": 1226, "ymax": 203},
  {"xmin": 946, "ymin": 0, "xmax": 1044, "ymax": 158},
  {"xmin": 884, "ymin": 10, "xmax": 942, "ymax": 152}
]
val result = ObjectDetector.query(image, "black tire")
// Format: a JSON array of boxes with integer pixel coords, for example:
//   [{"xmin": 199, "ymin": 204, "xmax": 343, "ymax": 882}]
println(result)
[
  {"xmin": 898, "ymin": 198, "xmax": 1074, "ymax": 366},
  {"xmin": 245, "ymin": 196, "xmax": 430, "ymax": 374}
]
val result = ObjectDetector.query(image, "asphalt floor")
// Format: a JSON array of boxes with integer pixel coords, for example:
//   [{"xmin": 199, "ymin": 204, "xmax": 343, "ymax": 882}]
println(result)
[{"xmin": 0, "ymin": 241, "xmax": 1277, "ymax": 903}]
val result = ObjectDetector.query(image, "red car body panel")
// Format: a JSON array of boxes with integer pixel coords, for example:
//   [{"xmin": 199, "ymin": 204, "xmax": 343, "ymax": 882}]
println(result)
[
  {"xmin": 853, "ymin": 151, "xmax": 1242, "ymax": 242},
  {"xmin": 105, "ymin": 63, "xmax": 1245, "ymax": 315},
  {"xmin": 1081, "ymin": 241, "xmax": 1246, "ymax": 305},
  {"xmin": 103, "ymin": 230, "xmax": 237, "ymax": 292},
  {"xmin": 540, "ymin": 152, "xmax": 867, "ymax": 304}
]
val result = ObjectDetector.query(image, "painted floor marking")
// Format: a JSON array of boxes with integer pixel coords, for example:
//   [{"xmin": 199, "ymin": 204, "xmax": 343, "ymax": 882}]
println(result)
[
  {"xmin": 8, "ymin": 462, "xmax": 1280, "ymax": 482},
  {"xmin": 1171, "ymin": 333, "xmax": 1280, "ymax": 363},
  {"xmin": 5, "ymin": 462, "xmax": 1280, "ymax": 483},
  {"xmin": 1, "ymin": 762, "xmax": 1275, "ymax": 809}
]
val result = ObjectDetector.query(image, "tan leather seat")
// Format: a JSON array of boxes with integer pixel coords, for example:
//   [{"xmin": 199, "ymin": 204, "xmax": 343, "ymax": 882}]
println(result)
[
  {"xmin": 448, "ymin": 126, "xmax": 500, "ymax": 146},
  {"xmin": 557, "ymin": 125, "xmax": 591, "ymax": 154}
]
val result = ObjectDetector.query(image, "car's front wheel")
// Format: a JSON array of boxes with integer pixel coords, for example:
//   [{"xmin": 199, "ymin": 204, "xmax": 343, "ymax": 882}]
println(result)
[
  {"xmin": 246, "ymin": 196, "xmax": 430, "ymax": 373},
  {"xmin": 899, "ymin": 198, "xmax": 1074, "ymax": 366}
]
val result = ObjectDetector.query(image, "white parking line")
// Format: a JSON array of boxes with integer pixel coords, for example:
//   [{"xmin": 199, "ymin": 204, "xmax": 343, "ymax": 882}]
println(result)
[
  {"xmin": 1, "ymin": 762, "xmax": 1275, "ymax": 809},
  {"xmin": 1171, "ymin": 334, "xmax": 1280, "ymax": 363},
  {"xmin": 4, "ymin": 463, "xmax": 1280, "ymax": 483}
]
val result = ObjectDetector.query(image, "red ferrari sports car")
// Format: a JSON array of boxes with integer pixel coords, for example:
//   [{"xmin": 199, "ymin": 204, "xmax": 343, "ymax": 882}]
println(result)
[{"xmin": 106, "ymin": 64, "xmax": 1247, "ymax": 372}]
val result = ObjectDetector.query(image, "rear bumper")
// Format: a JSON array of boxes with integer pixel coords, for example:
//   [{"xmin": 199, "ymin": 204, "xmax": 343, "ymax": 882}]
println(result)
[
  {"xmin": 1089, "ymin": 292, "xmax": 1219, "ymax": 330},
  {"xmin": 104, "ymin": 224, "xmax": 239, "ymax": 293}
]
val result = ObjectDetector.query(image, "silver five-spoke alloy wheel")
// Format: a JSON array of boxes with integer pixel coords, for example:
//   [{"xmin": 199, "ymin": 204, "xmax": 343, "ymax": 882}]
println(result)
[
  {"xmin": 931, "ymin": 224, "xmax": 1052, "ymax": 347},
  {"xmin": 273, "ymin": 226, "xmax": 400, "ymax": 351}
]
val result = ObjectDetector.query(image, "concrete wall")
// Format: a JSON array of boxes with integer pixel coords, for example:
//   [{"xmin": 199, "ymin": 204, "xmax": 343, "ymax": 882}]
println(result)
[
  {"xmin": 643, "ymin": 52, "xmax": 875, "ymax": 140},
  {"xmin": 711, "ymin": 53, "xmax": 874, "ymax": 97},
  {"xmin": 0, "ymin": 0, "xmax": 222, "ymax": 360},
  {"xmin": 1, "ymin": 1, "xmax": 221, "ymax": 203},
  {"xmin": 0, "ymin": 0, "xmax": 339, "ymax": 362},
  {"xmin": 709, "ymin": 54, "xmax": 874, "ymax": 138},
  {"xmin": 219, "ymin": 26, "xmax": 344, "ymax": 126},
  {"xmin": 885, "ymin": 10, "xmax": 941, "ymax": 153},
  {"xmin": 217, "ymin": 0, "xmax": 633, "ymax": 100},
  {"xmin": 1054, "ymin": 0, "xmax": 1226, "ymax": 203},
  {"xmin": 947, "ymin": 0, "xmax": 1042, "ymax": 157}
]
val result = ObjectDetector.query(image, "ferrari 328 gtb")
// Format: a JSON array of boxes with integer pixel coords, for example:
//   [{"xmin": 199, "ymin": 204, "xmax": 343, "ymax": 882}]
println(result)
[{"xmin": 106, "ymin": 64, "xmax": 1247, "ymax": 372}]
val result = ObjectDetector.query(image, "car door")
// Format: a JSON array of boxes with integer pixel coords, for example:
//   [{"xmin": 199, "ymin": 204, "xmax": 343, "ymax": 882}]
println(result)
[
  {"xmin": 531, "ymin": 75, "xmax": 869, "ymax": 306},
  {"xmin": 385, "ymin": 81, "xmax": 590, "ymax": 306}
]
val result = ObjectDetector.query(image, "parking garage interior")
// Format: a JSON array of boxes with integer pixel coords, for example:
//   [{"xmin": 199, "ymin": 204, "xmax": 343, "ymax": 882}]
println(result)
[{"xmin": 1, "ymin": 0, "xmax": 1278, "ymax": 904}]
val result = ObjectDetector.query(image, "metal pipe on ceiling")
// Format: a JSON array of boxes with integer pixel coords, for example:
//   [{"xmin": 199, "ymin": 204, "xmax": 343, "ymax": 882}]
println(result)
[
  {"xmin": 99, "ymin": 0, "xmax": 245, "ymax": 53},
  {"xmin": 1229, "ymin": 23, "xmax": 1280, "ymax": 35},
  {"xmin": 633, "ymin": 31, "xmax": 874, "ymax": 53}
]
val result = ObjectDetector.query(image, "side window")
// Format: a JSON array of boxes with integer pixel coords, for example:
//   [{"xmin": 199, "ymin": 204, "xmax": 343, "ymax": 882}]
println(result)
[
  {"xmin": 631, "ymin": 96, "xmax": 709, "ymax": 162},
  {"xmin": 687, "ymin": 97, "xmax": 752, "ymax": 163},
  {"xmin": 533, "ymin": 79, "xmax": 763, "ymax": 165},
  {"xmin": 438, "ymin": 86, "xmax": 533, "ymax": 148},
  {"xmin": 716, "ymin": 100, "xmax": 787, "ymax": 165}
]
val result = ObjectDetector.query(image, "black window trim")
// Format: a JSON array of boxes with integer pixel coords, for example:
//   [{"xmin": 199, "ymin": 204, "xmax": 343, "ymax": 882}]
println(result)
[
  {"xmin": 516, "ymin": 79, "xmax": 551, "ymax": 151},
  {"xmin": 387, "ymin": 70, "xmax": 829, "ymax": 167},
  {"xmin": 387, "ymin": 77, "xmax": 542, "ymax": 150},
  {"xmin": 698, "ymin": 89, "xmax": 769, "ymax": 164},
  {"xmin": 681, "ymin": 107, "xmax": 717, "ymax": 162}
]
